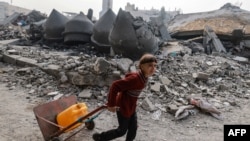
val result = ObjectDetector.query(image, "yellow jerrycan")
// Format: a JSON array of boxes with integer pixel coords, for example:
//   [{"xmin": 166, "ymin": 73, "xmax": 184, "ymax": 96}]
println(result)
[{"xmin": 57, "ymin": 102, "xmax": 88, "ymax": 132}]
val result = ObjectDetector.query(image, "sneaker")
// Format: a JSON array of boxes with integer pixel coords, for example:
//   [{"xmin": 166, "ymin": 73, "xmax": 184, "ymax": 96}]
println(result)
[{"xmin": 92, "ymin": 133, "xmax": 101, "ymax": 141}]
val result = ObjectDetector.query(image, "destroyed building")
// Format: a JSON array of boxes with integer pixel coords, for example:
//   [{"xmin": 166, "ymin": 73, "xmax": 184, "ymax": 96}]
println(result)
[
  {"xmin": 168, "ymin": 3, "xmax": 250, "ymax": 59},
  {"xmin": 125, "ymin": 2, "xmax": 180, "ymax": 22},
  {"xmin": 0, "ymin": 1, "xmax": 30, "ymax": 22}
]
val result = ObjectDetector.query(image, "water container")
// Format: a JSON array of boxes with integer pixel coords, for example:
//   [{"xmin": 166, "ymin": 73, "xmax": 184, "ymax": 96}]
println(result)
[{"xmin": 57, "ymin": 103, "xmax": 88, "ymax": 132}]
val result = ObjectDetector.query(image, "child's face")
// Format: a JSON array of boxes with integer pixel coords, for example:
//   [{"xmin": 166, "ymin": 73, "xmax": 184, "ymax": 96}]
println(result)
[{"xmin": 141, "ymin": 62, "xmax": 157, "ymax": 77}]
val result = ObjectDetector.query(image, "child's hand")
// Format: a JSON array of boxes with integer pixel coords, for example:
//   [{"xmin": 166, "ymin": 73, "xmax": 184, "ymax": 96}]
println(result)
[{"xmin": 107, "ymin": 106, "xmax": 119, "ymax": 112}]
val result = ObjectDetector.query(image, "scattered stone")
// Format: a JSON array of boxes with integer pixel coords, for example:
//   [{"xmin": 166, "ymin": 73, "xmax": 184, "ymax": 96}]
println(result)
[
  {"xmin": 47, "ymin": 91, "xmax": 59, "ymax": 96},
  {"xmin": 78, "ymin": 89, "xmax": 92, "ymax": 98},
  {"xmin": 192, "ymin": 72, "xmax": 210, "ymax": 81},
  {"xmin": 141, "ymin": 97, "xmax": 156, "ymax": 112},
  {"xmin": 150, "ymin": 82, "xmax": 161, "ymax": 92},
  {"xmin": 53, "ymin": 94, "xmax": 64, "ymax": 100}
]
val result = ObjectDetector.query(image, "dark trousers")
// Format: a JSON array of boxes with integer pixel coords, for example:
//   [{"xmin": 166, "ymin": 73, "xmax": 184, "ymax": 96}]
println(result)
[{"xmin": 100, "ymin": 111, "xmax": 138, "ymax": 141}]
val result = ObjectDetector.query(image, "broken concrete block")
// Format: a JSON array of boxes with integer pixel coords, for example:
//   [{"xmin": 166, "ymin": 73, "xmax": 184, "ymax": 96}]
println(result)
[
  {"xmin": 159, "ymin": 76, "xmax": 171, "ymax": 85},
  {"xmin": 206, "ymin": 61, "xmax": 213, "ymax": 66},
  {"xmin": 159, "ymin": 24, "xmax": 172, "ymax": 41},
  {"xmin": 3, "ymin": 54, "xmax": 37, "ymax": 67},
  {"xmin": 47, "ymin": 91, "xmax": 60, "ymax": 96},
  {"xmin": 166, "ymin": 104, "xmax": 179, "ymax": 115},
  {"xmin": 162, "ymin": 42, "xmax": 183, "ymax": 56},
  {"xmin": 192, "ymin": 72, "xmax": 210, "ymax": 80},
  {"xmin": 15, "ymin": 67, "xmax": 32, "ymax": 75},
  {"xmin": 59, "ymin": 71, "xmax": 68, "ymax": 83},
  {"xmin": 67, "ymin": 71, "xmax": 121, "ymax": 87},
  {"xmin": 112, "ymin": 71, "xmax": 121, "ymax": 77},
  {"xmin": 41, "ymin": 64, "xmax": 61, "ymax": 78},
  {"xmin": 94, "ymin": 57, "xmax": 111, "ymax": 74},
  {"xmin": 245, "ymin": 80, "xmax": 250, "ymax": 86},
  {"xmin": 115, "ymin": 58, "xmax": 133, "ymax": 73},
  {"xmin": 28, "ymin": 89, "xmax": 36, "ymax": 94},
  {"xmin": 181, "ymin": 82, "xmax": 188, "ymax": 88},
  {"xmin": 7, "ymin": 49, "xmax": 19, "ymax": 55},
  {"xmin": 141, "ymin": 97, "xmax": 156, "ymax": 112},
  {"xmin": 233, "ymin": 56, "xmax": 249, "ymax": 62},
  {"xmin": 3, "ymin": 54, "xmax": 21, "ymax": 65},
  {"xmin": 16, "ymin": 56, "xmax": 37, "ymax": 67},
  {"xmin": 203, "ymin": 25, "xmax": 227, "ymax": 54},
  {"xmin": 78, "ymin": 89, "xmax": 92, "ymax": 98},
  {"xmin": 243, "ymin": 40, "xmax": 250, "ymax": 48},
  {"xmin": 217, "ymin": 84, "xmax": 228, "ymax": 91},
  {"xmin": 53, "ymin": 94, "xmax": 64, "ymax": 100},
  {"xmin": 163, "ymin": 85, "xmax": 179, "ymax": 96},
  {"xmin": 150, "ymin": 82, "xmax": 161, "ymax": 92}
]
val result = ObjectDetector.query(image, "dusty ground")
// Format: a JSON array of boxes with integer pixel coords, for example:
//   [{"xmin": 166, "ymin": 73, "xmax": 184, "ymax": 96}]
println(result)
[{"xmin": 0, "ymin": 75, "xmax": 250, "ymax": 141}]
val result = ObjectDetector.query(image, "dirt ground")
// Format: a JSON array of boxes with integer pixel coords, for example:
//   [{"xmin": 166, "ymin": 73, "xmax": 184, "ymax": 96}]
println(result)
[{"xmin": 0, "ymin": 79, "xmax": 250, "ymax": 141}]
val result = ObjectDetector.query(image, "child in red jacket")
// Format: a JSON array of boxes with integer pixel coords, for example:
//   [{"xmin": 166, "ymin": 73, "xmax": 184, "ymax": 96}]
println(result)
[{"xmin": 93, "ymin": 53, "xmax": 157, "ymax": 141}]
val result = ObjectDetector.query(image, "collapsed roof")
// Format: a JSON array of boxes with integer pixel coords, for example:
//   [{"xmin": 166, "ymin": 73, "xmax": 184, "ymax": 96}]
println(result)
[{"xmin": 168, "ymin": 3, "xmax": 250, "ymax": 39}]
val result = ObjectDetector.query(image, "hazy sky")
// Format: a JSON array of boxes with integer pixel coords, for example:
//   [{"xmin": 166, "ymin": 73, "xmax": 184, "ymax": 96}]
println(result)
[{"xmin": 1, "ymin": 0, "xmax": 250, "ymax": 18}]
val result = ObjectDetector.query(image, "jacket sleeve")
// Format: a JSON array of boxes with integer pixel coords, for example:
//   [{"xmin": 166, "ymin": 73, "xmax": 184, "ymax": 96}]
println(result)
[{"xmin": 107, "ymin": 74, "xmax": 138, "ymax": 107}]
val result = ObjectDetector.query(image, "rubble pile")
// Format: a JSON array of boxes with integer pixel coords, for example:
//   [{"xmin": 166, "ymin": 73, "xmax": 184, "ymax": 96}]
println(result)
[
  {"xmin": 0, "ymin": 10, "xmax": 47, "ymax": 41},
  {"xmin": 167, "ymin": 3, "xmax": 250, "ymax": 59},
  {"xmin": 0, "ymin": 65, "xmax": 80, "ymax": 97},
  {"xmin": 2, "ymin": 3, "xmax": 249, "ymax": 60},
  {"xmin": 0, "ymin": 2, "xmax": 250, "ymax": 121},
  {"xmin": 0, "ymin": 39, "xmax": 249, "ymax": 120},
  {"xmin": 0, "ymin": 26, "xmax": 23, "ymax": 40}
]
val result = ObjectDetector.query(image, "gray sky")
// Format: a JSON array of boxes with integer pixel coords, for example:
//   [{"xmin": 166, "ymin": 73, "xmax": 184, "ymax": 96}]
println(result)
[{"xmin": 1, "ymin": 0, "xmax": 250, "ymax": 18}]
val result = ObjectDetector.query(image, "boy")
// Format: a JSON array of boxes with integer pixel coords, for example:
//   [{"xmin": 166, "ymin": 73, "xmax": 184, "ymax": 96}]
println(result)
[{"xmin": 93, "ymin": 53, "xmax": 157, "ymax": 141}]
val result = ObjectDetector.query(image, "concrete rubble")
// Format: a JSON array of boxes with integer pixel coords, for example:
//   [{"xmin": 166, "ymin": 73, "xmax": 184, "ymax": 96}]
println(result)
[
  {"xmin": 168, "ymin": 3, "xmax": 250, "ymax": 59},
  {"xmin": 1, "ymin": 37, "xmax": 250, "ymax": 121},
  {"xmin": 0, "ymin": 2, "xmax": 250, "ymax": 122}
]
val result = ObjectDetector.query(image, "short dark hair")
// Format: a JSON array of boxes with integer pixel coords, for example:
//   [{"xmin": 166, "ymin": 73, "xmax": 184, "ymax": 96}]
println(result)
[{"xmin": 139, "ymin": 54, "xmax": 157, "ymax": 66}]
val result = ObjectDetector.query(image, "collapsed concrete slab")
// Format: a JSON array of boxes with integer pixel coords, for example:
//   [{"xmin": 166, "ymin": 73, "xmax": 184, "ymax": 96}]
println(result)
[
  {"xmin": 168, "ymin": 3, "xmax": 250, "ymax": 39},
  {"xmin": 166, "ymin": 3, "xmax": 250, "ymax": 59},
  {"xmin": 26, "ymin": 10, "xmax": 47, "ymax": 23},
  {"xmin": 203, "ymin": 25, "xmax": 227, "ymax": 54},
  {"xmin": 0, "ymin": 12, "xmax": 22, "ymax": 26}
]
